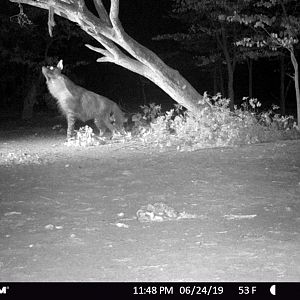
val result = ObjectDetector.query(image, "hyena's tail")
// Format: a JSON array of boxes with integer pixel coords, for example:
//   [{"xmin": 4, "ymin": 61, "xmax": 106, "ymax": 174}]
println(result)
[{"xmin": 112, "ymin": 103, "xmax": 126, "ymax": 130}]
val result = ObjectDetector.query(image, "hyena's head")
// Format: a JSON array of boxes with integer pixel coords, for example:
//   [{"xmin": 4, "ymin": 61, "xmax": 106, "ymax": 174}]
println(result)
[{"xmin": 42, "ymin": 60, "xmax": 64, "ymax": 82}]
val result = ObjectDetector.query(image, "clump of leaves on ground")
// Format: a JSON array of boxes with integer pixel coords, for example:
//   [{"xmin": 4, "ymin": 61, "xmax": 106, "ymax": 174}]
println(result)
[{"xmin": 130, "ymin": 94, "xmax": 300, "ymax": 151}]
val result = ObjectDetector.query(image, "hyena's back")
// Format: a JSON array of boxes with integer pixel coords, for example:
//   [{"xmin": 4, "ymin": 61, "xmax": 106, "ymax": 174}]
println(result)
[{"xmin": 78, "ymin": 90, "xmax": 116, "ymax": 122}]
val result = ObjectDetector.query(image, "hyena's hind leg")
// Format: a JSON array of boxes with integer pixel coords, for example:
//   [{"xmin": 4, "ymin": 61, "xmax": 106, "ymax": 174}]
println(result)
[{"xmin": 66, "ymin": 113, "xmax": 76, "ymax": 139}]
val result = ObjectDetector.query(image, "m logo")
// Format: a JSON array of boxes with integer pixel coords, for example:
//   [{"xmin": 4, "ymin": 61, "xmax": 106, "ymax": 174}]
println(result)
[{"xmin": 0, "ymin": 286, "xmax": 8, "ymax": 294}]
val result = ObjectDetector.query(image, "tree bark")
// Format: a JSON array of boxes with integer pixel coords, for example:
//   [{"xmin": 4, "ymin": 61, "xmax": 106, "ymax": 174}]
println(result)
[
  {"xmin": 10, "ymin": 0, "xmax": 209, "ymax": 115},
  {"xmin": 290, "ymin": 49, "xmax": 300, "ymax": 125}
]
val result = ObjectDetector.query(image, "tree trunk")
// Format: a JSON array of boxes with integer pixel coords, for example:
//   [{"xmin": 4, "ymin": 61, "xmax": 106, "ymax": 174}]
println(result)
[
  {"xmin": 10, "ymin": 0, "xmax": 209, "ymax": 116},
  {"xmin": 247, "ymin": 58, "xmax": 253, "ymax": 99},
  {"xmin": 218, "ymin": 61, "xmax": 225, "ymax": 96},
  {"xmin": 139, "ymin": 78, "xmax": 147, "ymax": 105},
  {"xmin": 22, "ymin": 73, "xmax": 44, "ymax": 120},
  {"xmin": 226, "ymin": 60, "xmax": 235, "ymax": 110},
  {"xmin": 22, "ymin": 80, "xmax": 38, "ymax": 120},
  {"xmin": 290, "ymin": 50, "xmax": 300, "ymax": 125},
  {"xmin": 279, "ymin": 0, "xmax": 299, "ymax": 122},
  {"xmin": 217, "ymin": 25, "xmax": 235, "ymax": 109},
  {"xmin": 280, "ymin": 55, "xmax": 286, "ymax": 116},
  {"xmin": 213, "ymin": 64, "xmax": 217, "ymax": 95}
]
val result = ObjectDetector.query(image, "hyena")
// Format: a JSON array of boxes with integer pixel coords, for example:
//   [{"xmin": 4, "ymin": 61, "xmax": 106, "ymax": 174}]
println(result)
[{"xmin": 42, "ymin": 60, "xmax": 125, "ymax": 139}]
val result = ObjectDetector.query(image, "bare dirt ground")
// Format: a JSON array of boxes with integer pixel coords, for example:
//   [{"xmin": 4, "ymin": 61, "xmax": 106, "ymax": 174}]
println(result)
[{"xmin": 0, "ymin": 123, "xmax": 300, "ymax": 282}]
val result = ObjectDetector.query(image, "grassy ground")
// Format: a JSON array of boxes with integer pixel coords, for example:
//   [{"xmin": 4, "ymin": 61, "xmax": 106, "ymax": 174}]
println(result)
[{"xmin": 0, "ymin": 119, "xmax": 300, "ymax": 281}]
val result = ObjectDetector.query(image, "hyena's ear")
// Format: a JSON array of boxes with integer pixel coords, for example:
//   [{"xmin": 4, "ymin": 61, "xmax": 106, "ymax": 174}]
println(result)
[{"xmin": 57, "ymin": 60, "xmax": 63, "ymax": 70}]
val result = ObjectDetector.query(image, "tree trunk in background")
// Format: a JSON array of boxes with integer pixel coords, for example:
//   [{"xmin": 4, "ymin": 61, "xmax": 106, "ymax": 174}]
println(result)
[
  {"xmin": 280, "ymin": 55, "xmax": 286, "ymax": 116},
  {"xmin": 139, "ymin": 78, "xmax": 147, "ymax": 105},
  {"xmin": 22, "ymin": 80, "xmax": 38, "ymax": 120},
  {"xmin": 11, "ymin": 0, "xmax": 210, "ymax": 116},
  {"xmin": 290, "ymin": 50, "xmax": 300, "ymax": 125},
  {"xmin": 227, "ymin": 63, "xmax": 235, "ymax": 109},
  {"xmin": 22, "ymin": 73, "xmax": 44, "ymax": 120},
  {"xmin": 218, "ymin": 61, "xmax": 225, "ymax": 96},
  {"xmin": 247, "ymin": 58, "xmax": 253, "ymax": 99},
  {"xmin": 213, "ymin": 64, "xmax": 217, "ymax": 95},
  {"xmin": 218, "ymin": 25, "xmax": 235, "ymax": 109}
]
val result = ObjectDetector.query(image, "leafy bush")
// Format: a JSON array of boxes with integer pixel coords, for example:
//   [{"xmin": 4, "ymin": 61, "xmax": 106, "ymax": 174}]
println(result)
[
  {"xmin": 130, "ymin": 103, "xmax": 163, "ymax": 136},
  {"xmin": 64, "ymin": 125, "xmax": 130, "ymax": 147},
  {"xmin": 65, "ymin": 125, "xmax": 102, "ymax": 147},
  {"xmin": 131, "ymin": 94, "xmax": 300, "ymax": 151}
]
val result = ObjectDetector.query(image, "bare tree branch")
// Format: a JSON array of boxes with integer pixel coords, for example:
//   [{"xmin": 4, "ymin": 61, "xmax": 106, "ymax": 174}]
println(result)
[
  {"xmin": 93, "ymin": 0, "xmax": 112, "ymax": 27},
  {"xmin": 85, "ymin": 44, "xmax": 113, "ymax": 58},
  {"xmin": 109, "ymin": 0, "xmax": 121, "ymax": 31},
  {"xmin": 96, "ymin": 57, "xmax": 114, "ymax": 63}
]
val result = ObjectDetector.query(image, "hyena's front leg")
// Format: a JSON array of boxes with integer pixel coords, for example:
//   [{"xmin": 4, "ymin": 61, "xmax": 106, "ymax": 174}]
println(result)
[
  {"xmin": 94, "ymin": 117, "xmax": 109, "ymax": 136},
  {"xmin": 66, "ymin": 114, "xmax": 76, "ymax": 139}
]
